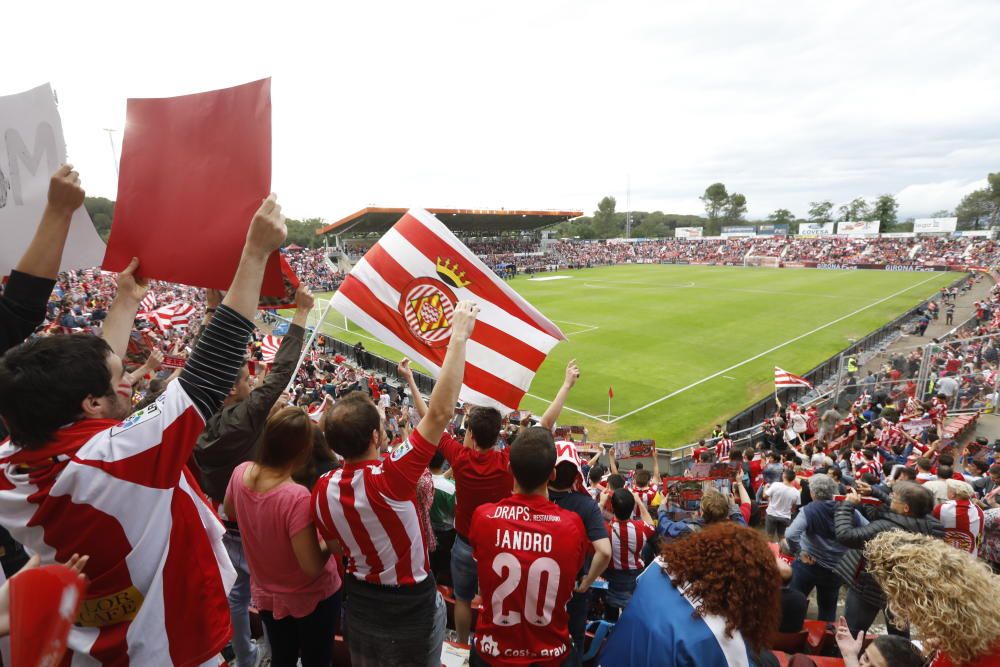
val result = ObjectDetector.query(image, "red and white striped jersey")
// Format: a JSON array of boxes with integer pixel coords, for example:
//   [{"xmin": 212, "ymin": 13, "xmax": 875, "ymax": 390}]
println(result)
[
  {"xmin": 714, "ymin": 438, "xmax": 732, "ymax": 461},
  {"xmin": 630, "ymin": 484, "xmax": 659, "ymax": 511},
  {"xmin": 0, "ymin": 382, "xmax": 235, "ymax": 666},
  {"xmin": 857, "ymin": 458, "xmax": 883, "ymax": 480},
  {"xmin": 312, "ymin": 429, "xmax": 437, "ymax": 586},
  {"xmin": 934, "ymin": 499, "xmax": 986, "ymax": 557},
  {"xmin": 879, "ymin": 423, "xmax": 904, "ymax": 447},
  {"xmin": 607, "ymin": 519, "xmax": 654, "ymax": 571},
  {"xmin": 469, "ymin": 494, "xmax": 586, "ymax": 666}
]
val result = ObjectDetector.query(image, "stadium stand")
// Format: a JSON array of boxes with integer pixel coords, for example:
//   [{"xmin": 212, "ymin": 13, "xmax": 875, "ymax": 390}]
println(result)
[{"xmin": 4, "ymin": 182, "xmax": 1000, "ymax": 666}]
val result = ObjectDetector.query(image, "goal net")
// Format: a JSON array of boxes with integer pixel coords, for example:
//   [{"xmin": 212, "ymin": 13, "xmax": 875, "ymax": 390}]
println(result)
[{"xmin": 745, "ymin": 255, "xmax": 781, "ymax": 268}]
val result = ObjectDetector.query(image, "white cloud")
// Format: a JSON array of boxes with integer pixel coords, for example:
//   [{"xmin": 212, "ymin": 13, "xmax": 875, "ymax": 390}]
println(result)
[
  {"xmin": 896, "ymin": 178, "xmax": 986, "ymax": 217},
  {"xmin": 2, "ymin": 0, "xmax": 998, "ymax": 223}
]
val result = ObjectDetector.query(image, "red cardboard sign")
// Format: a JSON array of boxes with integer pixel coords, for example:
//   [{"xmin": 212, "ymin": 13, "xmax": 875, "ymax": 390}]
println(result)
[{"xmin": 103, "ymin": 78, "xmax": 283, "ymax": 295}]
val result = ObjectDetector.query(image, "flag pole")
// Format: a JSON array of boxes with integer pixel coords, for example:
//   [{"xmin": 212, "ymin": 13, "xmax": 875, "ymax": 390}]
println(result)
[{"xmin": 286, "ymin": 299, "xmax": 334, "ymax": 392}]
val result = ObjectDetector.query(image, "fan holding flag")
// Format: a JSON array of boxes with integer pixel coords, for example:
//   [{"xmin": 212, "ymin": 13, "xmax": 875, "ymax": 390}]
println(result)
[
  {"xmin": 774, "ymin": 367, "xmax": 813, "ymax": 390},
  {"xmin": 330, "ymin": 208, "xmax": 566, "ymax": 416}
]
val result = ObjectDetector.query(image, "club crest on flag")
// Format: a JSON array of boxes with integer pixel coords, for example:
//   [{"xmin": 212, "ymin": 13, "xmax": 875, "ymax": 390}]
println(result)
[{"xmin": 400, "ymin": 277, "xmax": 458, "ymax": 348}]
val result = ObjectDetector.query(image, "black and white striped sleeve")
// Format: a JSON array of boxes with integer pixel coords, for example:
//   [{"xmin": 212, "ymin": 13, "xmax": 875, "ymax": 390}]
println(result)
[{"xmin": 178, "ymin": 305, "xmax": 254, "ymax": 420}]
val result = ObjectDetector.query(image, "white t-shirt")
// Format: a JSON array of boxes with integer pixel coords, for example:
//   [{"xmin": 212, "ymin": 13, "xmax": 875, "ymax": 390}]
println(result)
[{"xmin": 765, "ymin": 482, "xmax": 801, "ymax": 520}]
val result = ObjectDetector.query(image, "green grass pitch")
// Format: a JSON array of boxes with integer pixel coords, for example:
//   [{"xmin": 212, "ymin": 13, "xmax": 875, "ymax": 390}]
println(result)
[{"xmin": 307, "ymin": 265, "xmax": 957, "ymax": 449}]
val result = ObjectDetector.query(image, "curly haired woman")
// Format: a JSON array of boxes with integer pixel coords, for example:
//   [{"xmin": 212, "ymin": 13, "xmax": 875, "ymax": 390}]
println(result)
[
  {"xmin": 597, "ymin": 521, "xmax": 781, "ymax": 667},
  {"xmin": 864, "ymin": 531, "xmax": 1000, "ymax": 667}
]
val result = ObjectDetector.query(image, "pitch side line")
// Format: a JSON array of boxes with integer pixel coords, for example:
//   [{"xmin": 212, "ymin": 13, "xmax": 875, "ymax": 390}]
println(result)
[
  {"xmin": 607, "ymin": 273, "xmax": 944, "ymax": 424},
  {"xmin": 523, "ymin": 392, "xmax": 613, "ymax": 423},
  {"xmin": 551, "ymin": 319, "xmax": 600, "ymax": 335}
]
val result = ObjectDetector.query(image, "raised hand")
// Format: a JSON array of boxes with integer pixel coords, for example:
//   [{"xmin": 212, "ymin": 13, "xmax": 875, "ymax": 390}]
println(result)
[
  {"xmin": 834, "ymin": 616, "xmax": 864, "ymax": 659},
  {"xmin": 146, "ymin": 349, "xmax": 164, "ymax": 372},
  {"xmin": 245, "ymin": 193, "xmax": 287, "ymax": 258},
  {"xmin": 450, "ymin": 301, "xmax": 479, "ymax": 342},
  {"xmin": 47, "ymin": 164, "xmax": 85, "ymax": 216},
  {"xmin": 295, "ymin": 285, "xmax": 315, "ymax": 312},
  {"xmin": 116, "ymin": 257, "xmax": 150, "ymax": 304},
  {"xmin": 564, "ymin": 359, "xmax": 581, "ymax": 388},
  {"xmin": 397, "ymin": 358, "xmax": 413, "ymax": 380}
]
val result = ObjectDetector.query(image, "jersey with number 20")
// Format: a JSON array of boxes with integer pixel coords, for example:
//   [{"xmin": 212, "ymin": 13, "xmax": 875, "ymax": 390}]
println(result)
[{"xmin": 469, "ymin": 493, "xmax": 587, "ymax": 666}]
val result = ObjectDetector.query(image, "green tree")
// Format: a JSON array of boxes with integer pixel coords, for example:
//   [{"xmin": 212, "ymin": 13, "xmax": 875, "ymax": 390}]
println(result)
[
  {"xmin": 285, "ymin": 217, "xmax": 327, "ymax": 248},
  {"xmin": 989, "ymin": 172, "xmax": 1000, "ymax": 227},
  {"xmin": 956, "ymin": 189, "xmax": 995, "ymax": 230},
  {"xmin": 930, "ymin": 209, "xmax": 952, "ymax": 218},
  {"xmin": 767, "ymin": 208, "xmax": 794, "ymax": 225},
  {"xmin": 848, "ymin": 197, "xmax": 871, "ymax": 222},
  {"xmin": 723, "ymin": 193, "xmax": 747, "ymax": 224},
  {"xmin": 807, "ymin": 201, "xmax": 834, "ymax": 223},
  {"xmin": 633, "ymin": 211, "xmax": 669, "ymax": 238},
  {"xmin": 871, "ymin": 194, "xmax": 898, "ymax": 231},
  {"xmin": 700, "ymin": 183, "xmax": 729, "ymax": 220},
  {"xmin": 592, "ymin": 196, "xmax": 619, "ymax": 238},
  {"xmin": 84, "ymin": 196, "xmax": 115, "ymax": 241}
]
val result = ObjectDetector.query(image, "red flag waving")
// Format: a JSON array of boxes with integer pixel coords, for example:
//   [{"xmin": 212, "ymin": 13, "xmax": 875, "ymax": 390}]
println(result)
[
  {"xmin": 774, "ymin": 366, "xmax": 812, "ymax": 389},
  {"xmin": 102, "ymin": 78, "xmax": 284, "ymax": 295},
  {"xmin": 609, "ymin": 386, "xmax": 614, "ymax": 398},
  {"xmin": 331, "ymin": 209, "xmax": 565, "ymax": 414}
]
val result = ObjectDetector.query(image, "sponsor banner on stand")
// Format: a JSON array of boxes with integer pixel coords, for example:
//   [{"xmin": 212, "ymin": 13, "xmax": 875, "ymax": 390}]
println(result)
[
  {"xmin": 913, "ymin": 217, "xmax": 958, "ymax": 234},
  {"xmin": 816, "ymin": 263, "xmax": 859, "ymax": 270},
  {"xmin": 798, "ymin": 222, "xmax": 836, "ymax": 237},
  {"xmin": 836, "ymin": 220, "xmax": 880, "ymax": 236},
  {"xmin": 721, "ymin": 226, "xmax": 756, "ymax": 238},
  {"xmin": 756, "ymin": 223, "xmax": 789, "ymax": 236},
  {"xmin": 674, "ymin": 226, "xmax": 703, "ymax": 239}
]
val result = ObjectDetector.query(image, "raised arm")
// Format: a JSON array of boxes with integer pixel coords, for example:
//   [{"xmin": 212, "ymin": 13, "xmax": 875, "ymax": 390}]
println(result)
[
  {"xmin": 651, "ymin": 447, "xmax": 661, "ymax": 482},
  {"xmin": 14, "ymin": 165, "xmax": 84, "ymax": 280},
  {"xmin": 398, "ymin": 357, "xmax": 428, "ymax": 419},
  {"xmin": 607, "ymin": 444, "xmax": 619, "ymax": 475},
  {"xmin": 222, "ymin": 194, "xmax": 285, "ymax": 321},
  {"xmin": 540, "ymin": 359, "xmax": 580, "ymax": 430},
  {"xmin": 415, "ymin": 302, "xmax": 478, "ymax": 445},
  {"xmin": 102, "ymin": 257, "xmax": 149, "ymax": 358},
  {"xmin": 633, "ymin": 491, "xmax": 655, "ymax": 527},
  {"xmin": 178, "ymin": 195, "xmax": 286, "ymax": 419},
  {"xmin": 576, "ymin": 537, "xmax": 611, "ymax": 593},
  {"xmin": 124, "ymin": 348, "xmax": 163, "ymax": 386}
]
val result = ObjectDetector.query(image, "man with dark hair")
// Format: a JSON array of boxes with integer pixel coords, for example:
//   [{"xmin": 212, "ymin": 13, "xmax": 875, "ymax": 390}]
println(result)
[
  {"xmin": 399, "ymin": 357, "xmax": 581, "ymax": 645},
  {"xmin": 0, "ymin": 194, "xmax": 289, "ymax": 664},
  {"xmin": 763, "ymin": 468, "xmax": 801, "ymax": 541},
  {"xmin": 312, "ymin": 301, "xmax": 479, "ymax": 667},
  {"xmin": 192, "ymin": 285, "xmax": 314, "ymax": 667},
  {"xmin": 548, "ymin": 442, "xmax": 612, "ymax": 657},
  {"xmin": 835, "ymin": 480, "xmax": 943, "ymax": 637},
  {"xmin": 604, "ymin": 488, "xmax": 654, "ymax": 621},
  {"xmin": 468, "ymin": 427, "xmax": 587, "ymax": 666}
]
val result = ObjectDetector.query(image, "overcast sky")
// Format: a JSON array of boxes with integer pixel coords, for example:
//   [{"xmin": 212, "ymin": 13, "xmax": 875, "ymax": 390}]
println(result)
[{"xmin": 4, "ymin": 0, "xmax": 998, "ymax": 223}]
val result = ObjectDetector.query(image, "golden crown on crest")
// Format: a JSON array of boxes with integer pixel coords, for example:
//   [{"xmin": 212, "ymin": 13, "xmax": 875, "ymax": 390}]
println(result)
[{"xmin": 435, "ymin": 257, "xmax": 471, "ymax": 288}]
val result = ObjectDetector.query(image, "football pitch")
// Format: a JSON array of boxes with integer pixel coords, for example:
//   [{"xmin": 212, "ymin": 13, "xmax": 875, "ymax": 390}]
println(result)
[{"xmin": 309, "ymin": 265, "xmax": 957, "ymax": 449}]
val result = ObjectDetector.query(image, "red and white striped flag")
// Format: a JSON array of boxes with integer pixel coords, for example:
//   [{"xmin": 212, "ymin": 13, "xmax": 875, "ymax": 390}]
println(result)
[
  {"xmin": 259, "ymin": 335, "xmax": 281, "ymax": 364},
  {"xmin": 331, "ymin": 209, "xmax": 566, "ymax": 414},
  {"xmin": 139, "ymin": 292, "xmax": 157, "ymax": 313},
  {"xmin": 165, "ymin": 302, "xmax": 195, "ymax": 327},
  {"xmin": 774, "ymin": 366, "xmax": 812, "ymax": 389},
  {"xmin": 147, "ymin": 303, "xmax": 196, "ymax": 331}
]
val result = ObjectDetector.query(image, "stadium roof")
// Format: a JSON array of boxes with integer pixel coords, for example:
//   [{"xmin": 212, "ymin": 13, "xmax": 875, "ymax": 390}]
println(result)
[{"xmin": 315, "ymin": 207, "xmax": 583, "ymax": 236}]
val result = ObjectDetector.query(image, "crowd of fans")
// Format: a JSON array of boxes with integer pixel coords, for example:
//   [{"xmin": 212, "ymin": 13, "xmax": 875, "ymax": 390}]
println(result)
[
  {"xmin": 538, "ymin": 236, "xmax": 1000, "ymax": 271},
  {"xmin": 3, "ymin": 167, "xmax": 1000, "ymax": 667}
]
